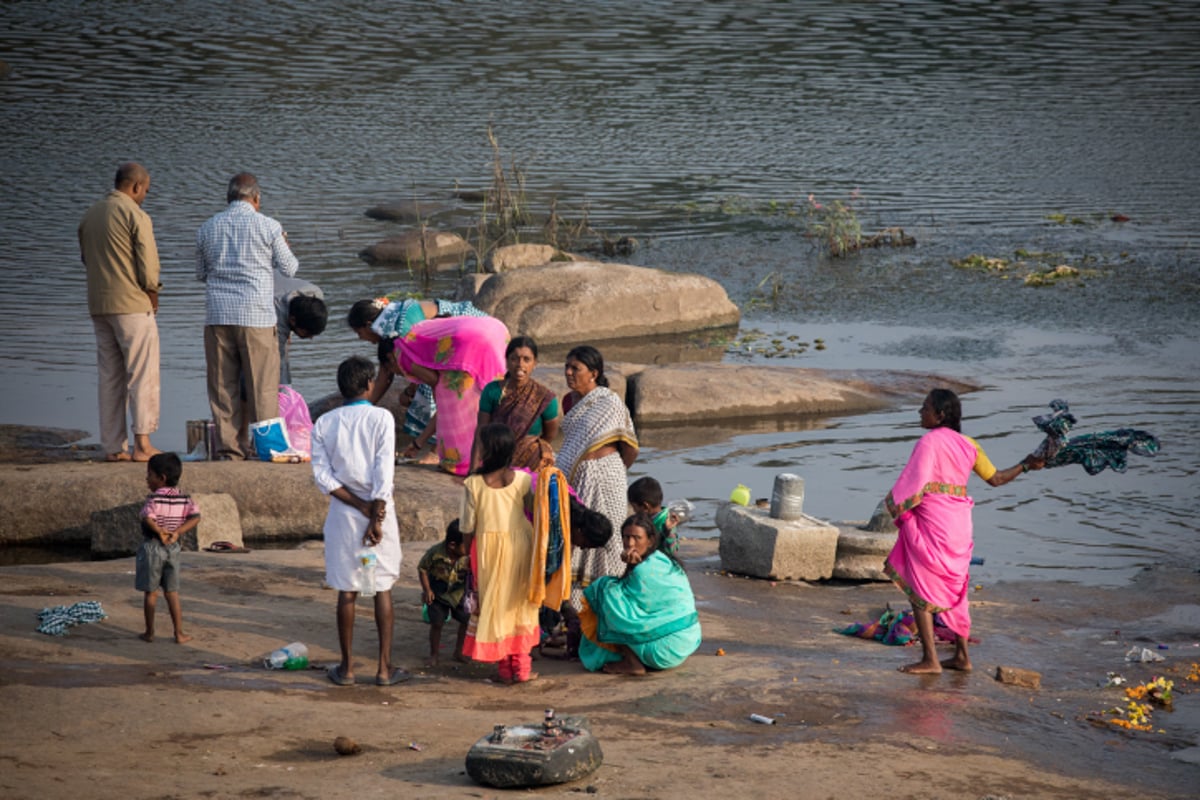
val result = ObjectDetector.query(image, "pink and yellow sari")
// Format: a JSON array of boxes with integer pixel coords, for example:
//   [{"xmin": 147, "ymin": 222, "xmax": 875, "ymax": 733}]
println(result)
[
  {"xmin": 883, "ymin": 426, "xmax": 978, "ymax": 639},
  {"xmin": 394, "ymin": 315, "xmax": 508, "ymax": 475}
]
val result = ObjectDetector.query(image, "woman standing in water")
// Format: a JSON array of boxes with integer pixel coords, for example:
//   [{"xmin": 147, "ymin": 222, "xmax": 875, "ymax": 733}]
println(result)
[{"xmin": 885, "ymin": 389, "xmax": 1042, "ymax": 674}]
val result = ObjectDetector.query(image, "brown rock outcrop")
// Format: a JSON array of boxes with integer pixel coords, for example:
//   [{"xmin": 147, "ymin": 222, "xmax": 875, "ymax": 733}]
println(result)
[{"xmin": 471, "ymin": 261, "xmax": 740, "ymax": 345}]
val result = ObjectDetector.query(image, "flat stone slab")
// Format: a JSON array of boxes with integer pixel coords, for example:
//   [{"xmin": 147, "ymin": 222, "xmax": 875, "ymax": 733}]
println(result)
[
  {"xmin": 2, "ymin": 459, "xmax": 462, "ymax": 548},
  {"xmin": 716, "ymin": 503, "xmax": 839, "ymax": 581}
]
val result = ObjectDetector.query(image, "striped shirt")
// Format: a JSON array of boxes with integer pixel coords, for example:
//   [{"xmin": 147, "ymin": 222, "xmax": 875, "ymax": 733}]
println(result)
[
  {"xmin": 196, "ymin": 200, "xmax": 298, "ymax": 327},
  {"xmin": 140, "ymin": 487, "xmax": 200, "ymax": 537}
]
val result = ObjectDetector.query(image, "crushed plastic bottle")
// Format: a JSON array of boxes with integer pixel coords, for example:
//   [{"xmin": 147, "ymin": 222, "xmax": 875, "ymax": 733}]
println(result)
[
  {"xmin": 357, "ymin": 549, "xmax": 378, "ymax": 598},
  {"xmin": 1125, "ymin": 646, "xmax": 1165, "ymax": 663},
  {"xmin": 264, "ymin": 641, "xmax": 309, "ymax": 670}
]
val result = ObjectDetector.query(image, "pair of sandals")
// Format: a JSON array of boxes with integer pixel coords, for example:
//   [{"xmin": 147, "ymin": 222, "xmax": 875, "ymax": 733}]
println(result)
[{"xmin": 327, "ymin": 664, "xmax": 411, "ymax": 687}]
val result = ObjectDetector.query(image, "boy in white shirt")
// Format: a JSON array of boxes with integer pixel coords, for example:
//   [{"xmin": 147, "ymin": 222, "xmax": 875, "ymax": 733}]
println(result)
[{"xmin": 311, "ymin": 356, "xmax": 406, "ymax": 686}]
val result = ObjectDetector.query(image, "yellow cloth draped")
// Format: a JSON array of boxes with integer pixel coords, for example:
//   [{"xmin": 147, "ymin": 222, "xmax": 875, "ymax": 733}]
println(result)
[{"xmin": 528, "ymin": 467, "xmax": 572, "ymax": 609}]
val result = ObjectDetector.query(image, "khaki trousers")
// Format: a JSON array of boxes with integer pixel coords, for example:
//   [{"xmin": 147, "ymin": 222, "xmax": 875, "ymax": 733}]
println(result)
[
  {"xmin": 92, "ymin": 313, "xmax": 160, "ymax": 456},
  {"xmin": 204, "ymin": 325, "xmax": 280, "ymax": 459}
]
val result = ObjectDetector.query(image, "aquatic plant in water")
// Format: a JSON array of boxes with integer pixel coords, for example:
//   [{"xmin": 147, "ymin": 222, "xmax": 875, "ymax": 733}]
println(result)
[
  {"xmin": 952, "ymin": 251, "xmax": 1101, "ymax": 287},
  {"xmin": 803, "ymin": 193, "xmax": 862, "ymax": 257},
  {"xmin": 711, "ymin": 328, "xmax": 817, "ymax": 360},
  {"xmin": 675, "ymin": 189, "xmax": 910, "ymax": 258}
]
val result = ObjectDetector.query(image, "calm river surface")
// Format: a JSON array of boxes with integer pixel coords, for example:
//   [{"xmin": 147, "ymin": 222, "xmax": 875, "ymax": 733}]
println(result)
[{"xmin": 2, "ymin": 1, "xmax": 1198, "ymax": 583}]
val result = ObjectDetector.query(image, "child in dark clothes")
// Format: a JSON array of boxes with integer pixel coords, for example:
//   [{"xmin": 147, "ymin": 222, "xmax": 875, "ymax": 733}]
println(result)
[
  {"xmin": 628, "ymin": 476, "xmax": 680, "ymax": 554},
  {"xmin": 418, "ymin": 520, "xmax": 470, "ymax": 666},
  {"xmin": 550, "ymin": 497, "xmax": 615, "ymax": 658}
]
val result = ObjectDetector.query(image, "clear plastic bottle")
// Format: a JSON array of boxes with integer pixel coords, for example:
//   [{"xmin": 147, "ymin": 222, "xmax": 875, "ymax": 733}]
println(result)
[
  {"xmin": 264, "ymin": 641, "xmax": 309, "ymax": 670},
  {"xmin": 667, "ymin": 499, "xmax": 694, "ymax": 525},
  {"xmin": 357, "ymin": 549, "xmax": 378, "ymax": 598}
]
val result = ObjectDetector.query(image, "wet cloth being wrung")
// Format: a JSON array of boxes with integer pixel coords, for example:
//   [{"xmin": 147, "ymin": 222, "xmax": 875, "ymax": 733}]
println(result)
[{"xmin": 1030, "ymin": 398, "xmax": 1159, "ymax": 475}]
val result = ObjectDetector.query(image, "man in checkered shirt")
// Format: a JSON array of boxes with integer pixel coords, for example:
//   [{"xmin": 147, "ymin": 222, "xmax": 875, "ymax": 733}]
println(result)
[{"xmin": 196, "ymin": 172, "xmax": 299, "ymax": 459}]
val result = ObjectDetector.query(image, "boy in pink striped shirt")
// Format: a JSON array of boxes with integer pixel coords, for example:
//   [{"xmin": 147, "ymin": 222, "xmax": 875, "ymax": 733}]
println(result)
[{"xmin": 137, "ymin": 453, "xmax": 200, "ymax": 643}]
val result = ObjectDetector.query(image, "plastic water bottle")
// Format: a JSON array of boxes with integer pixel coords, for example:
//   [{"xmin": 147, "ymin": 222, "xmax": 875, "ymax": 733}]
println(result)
[
  {"xmin": 357, "ymin": 549, "xmax": 378, "ymax": 598},
  {"xmin": 264, "ymin": 641, "xmax": 309, "ymax": 670},
  {"xmin": 667, "ymin": 499, "xmax": 694, "ymax": 525}
]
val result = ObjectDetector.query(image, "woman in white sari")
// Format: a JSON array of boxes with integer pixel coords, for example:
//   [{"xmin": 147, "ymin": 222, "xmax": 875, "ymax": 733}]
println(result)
[{"xmin": 557, "ymin": 345, "xmax": 639, "ymax": 613}]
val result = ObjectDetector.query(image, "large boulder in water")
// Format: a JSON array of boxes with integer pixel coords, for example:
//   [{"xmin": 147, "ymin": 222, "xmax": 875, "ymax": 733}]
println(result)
[
  {"xmin": 360, "ymin": 230, "xmax": 471, "ymax": 267},
  {"xmin": 470, "ymin": 261, "xmax": 740, "ymax": 345}
]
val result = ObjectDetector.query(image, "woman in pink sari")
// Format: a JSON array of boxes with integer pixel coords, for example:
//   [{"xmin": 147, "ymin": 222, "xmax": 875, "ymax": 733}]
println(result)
[
  {"xmin": 884, "ymin": 389, "xmax": 1041, "ymax": 674},
  {"xmin": 391, "ymin": 316, "xmax": 508, "ymax": 476}
]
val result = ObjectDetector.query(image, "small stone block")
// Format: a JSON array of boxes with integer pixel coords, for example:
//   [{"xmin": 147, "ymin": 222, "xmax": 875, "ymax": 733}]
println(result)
[
  {"xmin": 716, "ymin": 503, "xmax": 839, "ymax": 581},
  {"xmin": 995, "ymin": 665, "xmax": 1041, "ymax": 690},
  {"xmin": 191, "ymin": 493, "xmax": 243, "ymax": 550}
]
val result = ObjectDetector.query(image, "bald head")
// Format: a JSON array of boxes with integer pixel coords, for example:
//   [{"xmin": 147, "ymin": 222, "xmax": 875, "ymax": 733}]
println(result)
[
  {"xmin": 226, "ymin": 172, "xmax": 261, "ymax": 205},
  {"xmin": 114, "ymin": 162, "xmax": 150, "ymax": 206}
]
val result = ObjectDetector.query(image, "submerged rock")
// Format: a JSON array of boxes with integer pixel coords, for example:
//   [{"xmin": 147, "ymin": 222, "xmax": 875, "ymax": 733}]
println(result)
[{"xmin": 360, "ymin": 230, "xmax": 471, "ymax": 267}]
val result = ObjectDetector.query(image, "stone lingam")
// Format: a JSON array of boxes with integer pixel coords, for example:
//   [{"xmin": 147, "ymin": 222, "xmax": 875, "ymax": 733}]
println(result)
[{"xmin": 717, "ymin": 474, "xmax": 896, "ymax": 582}]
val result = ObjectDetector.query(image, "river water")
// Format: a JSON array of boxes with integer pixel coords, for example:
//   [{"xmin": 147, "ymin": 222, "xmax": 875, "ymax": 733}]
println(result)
[{"xmin": 2, "ymin": 1, "xmax": 1198, "ymax": 583}]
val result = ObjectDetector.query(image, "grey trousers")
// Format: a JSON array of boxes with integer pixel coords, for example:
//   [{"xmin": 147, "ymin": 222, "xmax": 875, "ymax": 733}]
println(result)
[{"xmin": 204, "ymin": 325, "xmax": 280, "ymax": 459}]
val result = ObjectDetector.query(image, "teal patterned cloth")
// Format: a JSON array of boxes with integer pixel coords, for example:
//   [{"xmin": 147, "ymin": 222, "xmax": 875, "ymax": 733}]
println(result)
[
  {"xmin": 1032, "ymin": 399, "xmax": 1159, "ymax": 475},
  {"xmin": 37, "ymin": 601, "xmax": 107, "ymax": 636}
]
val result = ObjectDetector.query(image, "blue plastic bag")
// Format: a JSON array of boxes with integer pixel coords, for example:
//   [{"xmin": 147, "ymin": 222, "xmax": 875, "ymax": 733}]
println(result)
[{"xmin": 249, "ymin": 416, "xmax": 294, "ymax": 462}]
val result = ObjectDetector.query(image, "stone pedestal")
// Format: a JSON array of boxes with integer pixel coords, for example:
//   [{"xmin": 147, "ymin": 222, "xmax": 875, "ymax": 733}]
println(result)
[{"xmin": 716, "ymin": 503, "xmax": 839, "ymax": 581}]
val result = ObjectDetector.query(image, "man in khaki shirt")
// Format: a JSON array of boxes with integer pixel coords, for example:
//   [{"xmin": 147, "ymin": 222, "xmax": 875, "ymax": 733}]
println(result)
[{"xmin": 79, "ymin": 162, "xmax": 163, "ymax": 462}]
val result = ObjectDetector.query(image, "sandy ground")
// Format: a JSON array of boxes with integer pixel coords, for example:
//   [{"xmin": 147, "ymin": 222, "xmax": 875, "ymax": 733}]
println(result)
[{"xmin": 1, "ymin": 537, "xmax": 1197, "ymax": 800}]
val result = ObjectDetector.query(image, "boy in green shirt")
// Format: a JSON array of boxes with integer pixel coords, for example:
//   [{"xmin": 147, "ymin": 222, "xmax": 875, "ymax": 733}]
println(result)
[{"xmin": 418, "ymin": 520, "xmax": 469, "ymax": 666}]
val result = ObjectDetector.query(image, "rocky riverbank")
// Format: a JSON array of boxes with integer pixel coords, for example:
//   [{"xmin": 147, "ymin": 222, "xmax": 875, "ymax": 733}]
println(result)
[{"xmin": 0, "ymin": 539, "xmax": 1196, "ymax": 799}]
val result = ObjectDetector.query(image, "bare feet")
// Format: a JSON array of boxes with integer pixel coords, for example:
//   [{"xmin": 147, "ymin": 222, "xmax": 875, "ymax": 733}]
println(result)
[
  {"xmin": 132, "ymin": 435, "xmax": 161, "ymax": 462},
  {"xmin": 139, "ymin": 632, "xmax": 154, "ymax": 642},
  {"xmin": 453, "ymin": 652, "xmax": 468, "ymax": 664},
  {"xmin": 415, "ymin": 451, "xmax": 439, "ymax": 466},
  {"xmin": 106, "ymin": 452, "xmax": 132, "ymax": 462},
  {"xmin": 939, "ymin": 656, "xmax": 971, "ymax": 672},
  {"xmin": 602, "ymin": 660, "xmax": 646, "ymax": 676},
  {"xmin": 898, "ymin": 659, "xmax": 942, "ymax": 674},
  {"xmin": 174, "ymin": 633, "xmax": 193, "ymax": 644},
  {"xmin": 424, "ymin": 656, "xmax": 439, "ymax": 669},
  {"xmin": 514, "ymin": 671, "xmax": 539, "ymax": 683}
]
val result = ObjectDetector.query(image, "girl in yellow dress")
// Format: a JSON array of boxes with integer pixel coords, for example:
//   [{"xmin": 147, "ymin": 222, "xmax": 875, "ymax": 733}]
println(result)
[{"xmin": 460, "ymin": 423, "xmax": 540, "ymax": 682}]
